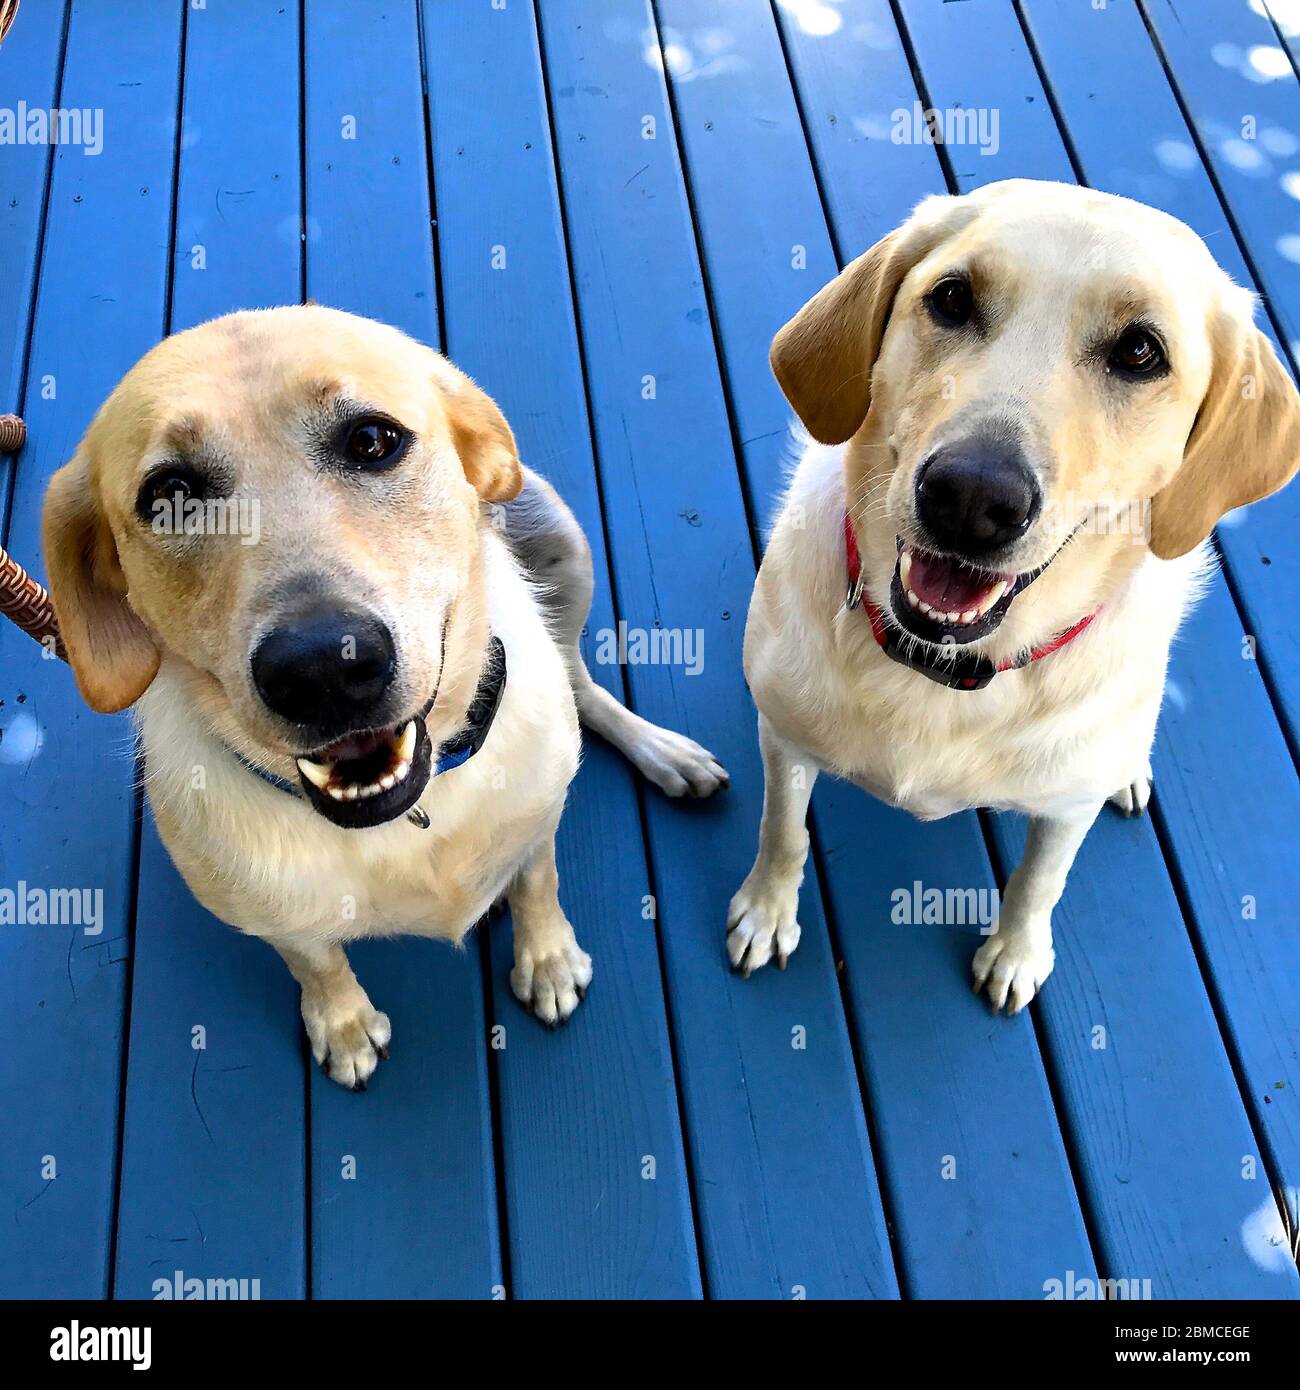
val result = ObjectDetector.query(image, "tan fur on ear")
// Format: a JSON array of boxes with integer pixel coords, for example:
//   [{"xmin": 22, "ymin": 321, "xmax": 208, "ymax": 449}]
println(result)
[
  {"xmin": 1150, "ymin": 308, "xmax": 1300, "ymax": 559},
  {"xmin": 770, "ymin": 197, "xmax": 975, "ymax": 444},
  {"xmin": 42, "ymin": 453, "xmax": 160, "ymax": 713},
  {"xmin": 435, "ymin": 361, "xmax": 523, "ymax": 504}
]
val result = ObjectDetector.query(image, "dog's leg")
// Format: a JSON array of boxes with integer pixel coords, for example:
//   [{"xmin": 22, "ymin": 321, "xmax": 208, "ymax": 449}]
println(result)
[
  {"xmin": 972, "ymin": 801, "xmax": 1101, "ymax": 1013},
  {"xmin": 274, "ymin": 939, "xmax": 391, "ymax": 1091},
  {"xmin": 570, "ymin": 668, "xmax": 730, "ymax": 798},
  {"xmin": 497, "ymin": 471, "xmax": 729, "ymax": 798},
  {"xmin": 727, "ymin": 713, "xmax": 817, "ymax": 975},
  {"xmin": 507, "ymin": 832, "xmax": 593, "ymax": 1027}
]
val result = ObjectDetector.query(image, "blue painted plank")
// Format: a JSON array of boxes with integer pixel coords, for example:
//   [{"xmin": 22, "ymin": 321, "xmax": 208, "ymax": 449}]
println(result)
[
  {"xmin": 661, "ymin": 0, "xmax": 1093, "ymax": 1298},
  {"xmin": 1017, "ymin": 0, "xmax": 1300, "ymax": 756},
  {"xmin": 114, "ymin": 828, "xmax": 306, "ymax": 1298},
  {"xmin": 303, "ymin": 0, "xmax": 501, "ymax": 1299},
  {"xmin": 899, "ymin": 0, "xmax": 1068, "ymax": 190},
  {"xmin": 1020, "ymin": 0, "xmax": 1300, "ymax": 1220},
  {"xmin": 168, "ymin": 0, "xmax": 303, "ymax": 322},
  {"xmin": 817, "ymin": 786, "xmax": 1095, "ymax": 1297},
  {"xmin": 111, "ymin": 0, "xmax": 307, "ymax": 1299},
  {"xmin": 423, "ymin": 0, "xmax": 700, "ymax": 1297},
  {"xmin": 0, "ymin": 0, "xmax": 65, "ymax": 414},
  {"xmin": 485, "ymin": 760, "xmax": 701, "ymax": 1299},
  {"xmin": 896, "ymin": 0, "xmax": 1300, "ymax": 1296},
  {"xmin": 658, "ymin": 0, "xmax": 839, "ymax": 502},
  {"xmin": 1138, "ymin": 0, "xmax": 1300, "ymax": 360},
  {"xmin": 0, "ymin": 0, "xmax": 184, "ymax": 1298},
  {"xmin": 773, "ymin": 0, "xmax": 946, "ymax": 259},
  {"xmin": 536, "ymin": 0, "xmax": 897, "ymax": 1298},
  {"xmin": 305, "ymin": 0, "xmax": 438, "ymax": 341},
  {"xmin": 308, "ymin": 934, "xmax": 497, "ymax": 1300},
  {"xmin": 1155, "ymin": 581, "xmax": 1300, "ymax": 1192},
  {"xmin": 1264, "ymin": 1, "xmax": 1300, "ymax": 71},
  {"xmin": 895, "ymin": 0, "xmax": 1071, "ymax": 185},
  {"xmin": 987, "ymin": 809, "xmax": 1298, "ymax": 1297}
]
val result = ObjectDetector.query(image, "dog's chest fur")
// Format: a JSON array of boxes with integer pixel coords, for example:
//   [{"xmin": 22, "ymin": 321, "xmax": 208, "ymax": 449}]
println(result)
[{"xmin": 138, "ymin": 559, "xmax": 579, "ymax": 949}]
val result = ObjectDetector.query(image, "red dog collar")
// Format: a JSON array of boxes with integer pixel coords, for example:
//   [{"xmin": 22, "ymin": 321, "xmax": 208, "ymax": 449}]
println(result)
[{"xmin": 844, "ymin": 514, "xmax": 1098, "ymax": 691}]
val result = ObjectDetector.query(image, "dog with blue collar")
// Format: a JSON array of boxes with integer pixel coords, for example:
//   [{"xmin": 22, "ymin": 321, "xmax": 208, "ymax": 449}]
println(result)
[{"xmin": 43, "ymin": 307, "xmax": 729, "ymax": 1090}]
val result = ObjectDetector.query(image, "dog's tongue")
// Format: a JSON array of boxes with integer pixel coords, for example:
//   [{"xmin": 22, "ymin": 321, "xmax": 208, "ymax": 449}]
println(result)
[
  {"xmin": 903, "ymin": 547, "xmax": 1007, "ymax": 611},
  {"xmin": 319, "ymin": 728, "xmax": 392, "ymax": 763}
]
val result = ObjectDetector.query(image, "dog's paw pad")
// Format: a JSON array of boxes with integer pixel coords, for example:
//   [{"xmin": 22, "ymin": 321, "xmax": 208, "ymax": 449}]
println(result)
[
  {"xmin": 511, "ymin": 941, "xmax": 593, "ymax": 1027},
  {"xmin": 303, "ymin": 998, "xmax": 391, "ymax": 1092},
  {"xmin": 726, "ymin": 881, "xmax": 801, "ymax": 977},
  {"xmin": 972, "ymin": 932, "xmax": 1054, "ymax": 1014},
  {"xmin": 630, "ymin": 726, "xmax": 730, "ymax": 799}
]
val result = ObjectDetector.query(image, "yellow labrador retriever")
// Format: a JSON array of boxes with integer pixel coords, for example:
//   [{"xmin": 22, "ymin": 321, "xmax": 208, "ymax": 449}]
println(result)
[
  {"xmin": 43, "ymin": 306, "xmax": 727, "ymax": 1089},
  {"xmin": 731, "ymin": 179, "xmax": 1300, "ymax": 1011}
]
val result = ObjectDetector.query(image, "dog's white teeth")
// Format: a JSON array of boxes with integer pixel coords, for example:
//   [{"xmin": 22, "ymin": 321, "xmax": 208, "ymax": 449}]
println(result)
[
  {"xmin": 975, "ymin": 580, "xmax": 1008, "ymax": 617},
  {"xmin": 906, "ymin": 589, "xmax": 920, "ymax": 608},
  {"xmin": 297, "ymin": 758, "xmax": 334, "ymax": 790},
  {"xmin": 961, "ymin": 609, "xmax": 977, "ymax": 625},
  {"xmin": 302, "ymin": 719, "xmax": 422, "ymax": 810},
  {"xmin": 918, "ymin": 600, "xmax": 932, "ymax": 615},
  {"xmin": 899, "ymin": 550, "xmax": 913, "ymax": 588}
]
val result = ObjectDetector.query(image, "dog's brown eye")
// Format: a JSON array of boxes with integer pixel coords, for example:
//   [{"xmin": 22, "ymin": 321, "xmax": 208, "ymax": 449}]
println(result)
[
  {"xmin": 135, "ymin": 465, "xmax": 204, "ymax": 526},
  {"xmin": 928, "ymin": 277, "xmax": 973, "ymax": 327},
  {"xmin": 1109, "ymin": 328, "xmax": 1166, "ymax": 378},
  {"xmin": 344, "ymin": 418, "xmax": 406, "ymax": 469}
]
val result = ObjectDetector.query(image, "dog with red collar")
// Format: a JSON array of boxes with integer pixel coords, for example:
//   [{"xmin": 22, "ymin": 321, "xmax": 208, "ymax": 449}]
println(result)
[{"xmin": 728, "ymin": 181, "xmax": 1300, "ymax": 1012}]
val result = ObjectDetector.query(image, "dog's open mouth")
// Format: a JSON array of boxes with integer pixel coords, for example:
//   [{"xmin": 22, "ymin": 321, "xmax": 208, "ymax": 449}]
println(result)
[
  {"xmin": 889, "ymin": 540, "xmax": 1020, "ymax": 646},
  {"xmin": 295, "ymin": 715, "xmax": 434, "ymax": 829}
]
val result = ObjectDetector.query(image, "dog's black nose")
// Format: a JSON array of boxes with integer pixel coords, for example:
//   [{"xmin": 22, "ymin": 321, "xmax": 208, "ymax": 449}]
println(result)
[
  {"xmin": 916, "ymin": 440, "xmax": 1041, "ymax": 557},
  {"xmin": 251, "ymin": 608, "xmax": 396, "ymax": 728}
]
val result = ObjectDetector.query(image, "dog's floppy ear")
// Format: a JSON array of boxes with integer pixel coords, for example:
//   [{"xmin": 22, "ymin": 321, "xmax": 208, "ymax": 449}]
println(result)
[
  {"xmin": 42, "ymin": 450, "xmax": 160, "ymax": 713},
  {"xmin": 1150, "ymin": 304, "xmax": 1300, "ymax": 559},
  {"xmin": 433, "ymin": 358, "xmax": 523, "ymax": 504},
  {"xmin": 770, "ymin": 195, "xmax": 975, "ymax": 444}
]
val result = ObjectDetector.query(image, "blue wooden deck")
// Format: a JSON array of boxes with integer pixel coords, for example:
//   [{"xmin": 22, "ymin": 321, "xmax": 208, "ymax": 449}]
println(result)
[{"xmin": 1, "ymin": 0, "xmax": 1298, "ymax": 1300}]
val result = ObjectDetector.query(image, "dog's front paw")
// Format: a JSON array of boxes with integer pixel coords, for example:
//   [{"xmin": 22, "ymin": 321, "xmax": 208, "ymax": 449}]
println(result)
[
  {"xmin": 727, "ymin": 873, "xmax": 802, "ymax": 976},
  {"xmin": 1108, "ymin": 763, "xmax": 1153, "ymax": 817},
  {"xmin": 511, "ymin": 938, "xmax": 593, "ymax": 1028},
  {"xmin": 629, "ymin": 724, "xmax": 730, "ymax": 799},
  {"xmin": 971, "ymin": 929, "xmax": 1054, "ymax": 1014},
  {"xmin": 302, "ymin": 991, "xmax": 391, "ymax": 1092}
]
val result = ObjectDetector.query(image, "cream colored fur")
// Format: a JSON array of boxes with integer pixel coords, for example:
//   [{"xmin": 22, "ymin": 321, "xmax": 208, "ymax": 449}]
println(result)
[
  {"xmin": 731, "ymin": 181, "xmax": 1300, "ymax": 1012},
  {"xmin": 42, "ymin": 306, "xmax": 727, "ymax": 1089}
]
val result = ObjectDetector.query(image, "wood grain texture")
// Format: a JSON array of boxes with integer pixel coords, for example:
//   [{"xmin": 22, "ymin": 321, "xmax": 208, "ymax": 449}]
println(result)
[{"xmin": 0, "ymin": 0, "xmax": 183, "ymax": 1298}]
